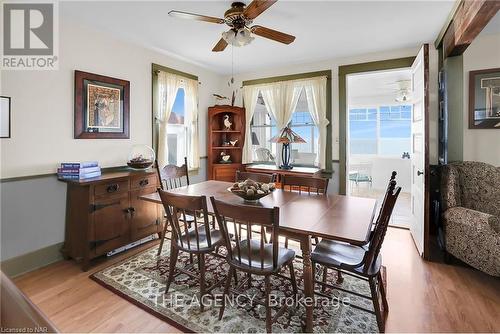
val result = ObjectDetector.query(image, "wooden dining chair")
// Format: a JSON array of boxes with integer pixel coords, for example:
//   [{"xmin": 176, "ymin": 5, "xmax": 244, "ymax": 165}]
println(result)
[
  {"xmin": 156, "ymin": 158, "xmax": 195, "ymax": 255},
  {"xmin": 158, "ymin": 190, "xmax": 225, "ymax": 312},
  {"xmin": 281, "ymin": 175, "xmax": 329, "ymax": 247},
  {"xmin": 311, "ymin": 171, "xmax": 401, "ymax": 332},
  {"xmin": 235, "ymin": 170, "xmax": 277, "ymax": 184},
  {"xmin": 210, "ymin": 197, "xmax": 298, "ymax": 333}
]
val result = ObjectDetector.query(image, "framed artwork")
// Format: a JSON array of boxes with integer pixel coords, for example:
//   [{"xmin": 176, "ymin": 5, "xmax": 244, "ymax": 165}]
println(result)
[
  {"xmin": 469, "ymin": 68, "xmax": 500, "ymax": 129},
  {"xmin": 0, "ymin": 96, "xmax": 11, "ymax": 138},
  {"xmin": 74, "ymin": 70, "xmax": 130, "ymax": 138}
]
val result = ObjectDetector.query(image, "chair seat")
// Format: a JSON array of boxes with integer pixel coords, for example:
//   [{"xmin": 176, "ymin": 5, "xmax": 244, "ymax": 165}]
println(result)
[
  {"xmin": 311, "ymin": 239, "xmax": 381, "ymax": 277},
  {"xmin": 229, "ymin": 239, "xmax": 295, "ymax": 273},
  {"xmin": 177, "ymin": 225, "xmax": 224, "ymax": 252}
]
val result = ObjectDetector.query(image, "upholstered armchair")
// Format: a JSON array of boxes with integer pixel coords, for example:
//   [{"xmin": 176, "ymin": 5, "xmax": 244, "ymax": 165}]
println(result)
[{"xmin": 441, "ymin": 161, "xmax": 500, "ymax": 277}]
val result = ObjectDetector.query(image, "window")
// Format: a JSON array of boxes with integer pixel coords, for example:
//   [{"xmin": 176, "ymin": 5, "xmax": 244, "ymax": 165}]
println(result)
[
  {"xmin": 167, "ymin": 88, "xmax": 187, "ymax": 165},
  {"xmin": 250, "ymin": 89, "xmax": 319, "ymax": 166},
  {"xmin": 349, "ymin": 105, "xmax": 412, "ymax": 156}
]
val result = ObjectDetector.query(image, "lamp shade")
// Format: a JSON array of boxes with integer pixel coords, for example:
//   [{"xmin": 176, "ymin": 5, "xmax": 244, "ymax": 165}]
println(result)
[{"xmin": 269, "ymin": 127, "xmax": 306, "ymax": 144}]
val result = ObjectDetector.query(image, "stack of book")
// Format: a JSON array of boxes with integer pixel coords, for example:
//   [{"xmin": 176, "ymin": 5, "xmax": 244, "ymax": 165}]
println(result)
[{"xmin": 57, "ymin": 161, "xmax": 101, "ymax": 180}]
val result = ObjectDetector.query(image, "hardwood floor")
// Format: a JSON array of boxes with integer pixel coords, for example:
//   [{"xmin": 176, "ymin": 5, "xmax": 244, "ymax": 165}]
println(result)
[{"xmin": 13, "ymin": 228, "xmax": 500, "ymax": 333}]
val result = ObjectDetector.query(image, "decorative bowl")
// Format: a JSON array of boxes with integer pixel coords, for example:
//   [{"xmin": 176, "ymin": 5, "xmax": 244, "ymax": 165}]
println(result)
[
  {"xmin": 127, "ymin": 145, "xmax": 155, "ymax": 170},
  {"xmin": 228, "ymin": 179, "xmax": 276, "ymax": 203}
]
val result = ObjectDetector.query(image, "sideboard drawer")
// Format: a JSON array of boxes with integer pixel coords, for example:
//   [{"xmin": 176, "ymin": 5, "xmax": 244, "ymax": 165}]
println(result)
[
  {"xmin": 94, "ymin": 180, "xmax": 129, "ymax": 197},
  {"xmin": 131, "ymin": 174, "xmax": 157, "ymax": 190}
]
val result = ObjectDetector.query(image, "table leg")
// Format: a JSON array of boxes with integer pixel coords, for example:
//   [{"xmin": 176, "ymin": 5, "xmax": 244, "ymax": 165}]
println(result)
[{"xmin": 300, "ymin": 235, "xmax": 314, "ymax": 332}]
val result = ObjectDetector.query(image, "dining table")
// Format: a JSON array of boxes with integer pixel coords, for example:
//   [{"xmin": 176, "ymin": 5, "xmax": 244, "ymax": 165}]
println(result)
[{"xmin": 140, "ymin": 180, "xmax": 377, "ymax": 332}]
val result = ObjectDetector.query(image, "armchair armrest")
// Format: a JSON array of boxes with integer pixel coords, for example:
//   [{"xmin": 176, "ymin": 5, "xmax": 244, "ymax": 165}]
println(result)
[
  {"xmin": 443, "ymin": 207, "xmax": 499, "ymax": 233},
  {"xmin": 440, "ymin": 164, "xmax": 461, "ymax": 211}
]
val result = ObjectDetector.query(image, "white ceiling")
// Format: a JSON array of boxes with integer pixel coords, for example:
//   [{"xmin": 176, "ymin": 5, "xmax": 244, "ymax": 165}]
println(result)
[
  {"xmin": 348, "ymin": 69, "xmax": 411, "ymax": 101},
  {"xmin": 62, "ymin": 1, "xmax": 456, "ymax": 75}
]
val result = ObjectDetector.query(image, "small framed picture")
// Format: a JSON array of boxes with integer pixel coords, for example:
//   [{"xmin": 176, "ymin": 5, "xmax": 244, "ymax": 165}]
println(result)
[
  {"xmin": 74, "ymin": 70, "xmax": 130, "ymax": 138},
  {"xmin": 468, "ymin": 68, "xmax": 500, "ymax": 129},
  {"xmin": 0, "ymin": 96, "xmax": 11, "ymax": 138}
]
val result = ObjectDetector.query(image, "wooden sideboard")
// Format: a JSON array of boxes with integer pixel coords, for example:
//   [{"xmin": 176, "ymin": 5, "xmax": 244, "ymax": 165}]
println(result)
[{"xmin": 59, "ymin": 170, "xmax": 162, "ymax": 270}]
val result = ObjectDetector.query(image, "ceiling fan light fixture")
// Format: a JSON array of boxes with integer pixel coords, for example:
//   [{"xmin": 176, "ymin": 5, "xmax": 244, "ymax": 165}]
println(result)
[{"xmin": 222, "ymin": 27, "xmax": 254, "ymax": 47}]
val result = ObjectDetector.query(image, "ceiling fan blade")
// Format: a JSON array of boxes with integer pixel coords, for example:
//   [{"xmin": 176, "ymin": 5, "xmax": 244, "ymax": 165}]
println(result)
[
  {"xmin": 212, "ymin": 38, "xmax": 228, "ymax": 52},
  {"xmin": 244, "ymin": 0, "xmax": 278, "ymax": 20},
  {"xmin": 168, "ymin": 10, "xmax": 224, "ymax": 24},
  {"xmin": 251, "ymin": 25, "xmax": 295, "ymax": 44}
]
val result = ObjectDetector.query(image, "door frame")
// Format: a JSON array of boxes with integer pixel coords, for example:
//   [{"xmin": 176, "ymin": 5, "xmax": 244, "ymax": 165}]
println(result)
[{"xmin": 339, "ymin": 55, "xmax": 431, "ymax": 259}]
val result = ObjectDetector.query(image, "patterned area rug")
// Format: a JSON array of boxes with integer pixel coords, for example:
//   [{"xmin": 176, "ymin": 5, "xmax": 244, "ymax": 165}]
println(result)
[{"xmin": 91, "ymin": 241, "xmax": 379, "ymax": 333}]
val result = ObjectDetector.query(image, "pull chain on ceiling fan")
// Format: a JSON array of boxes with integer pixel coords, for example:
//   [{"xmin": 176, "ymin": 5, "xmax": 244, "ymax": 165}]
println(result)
[{"xmin": 168, "ymin": 0, "xmax": 296, "ymax": 52}]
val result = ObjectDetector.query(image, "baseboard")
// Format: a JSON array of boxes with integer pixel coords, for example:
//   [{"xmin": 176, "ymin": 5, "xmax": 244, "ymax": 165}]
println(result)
[{"xmin": 0, "ymin": 242, "xmax": 64, "ymax": 278}]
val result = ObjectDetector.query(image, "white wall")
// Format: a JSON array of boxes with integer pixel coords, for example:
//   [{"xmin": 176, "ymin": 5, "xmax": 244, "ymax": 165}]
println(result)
[
  {"xmin": 1, "ymin": 17, "xmax": 223, "ymax": 179},
  {"xmin": 462, "ymin": 32, "xmax": 500, "ymax": 166},
  {"xmin": 0, "ymin": 18, "xmax": 222, "ymax": 262}
]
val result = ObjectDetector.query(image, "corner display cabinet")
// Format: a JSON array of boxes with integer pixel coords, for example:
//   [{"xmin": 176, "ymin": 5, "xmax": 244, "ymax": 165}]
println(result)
[{"xmin": 208, "ymin": 105, "xmax": 246, "ymax": 182}]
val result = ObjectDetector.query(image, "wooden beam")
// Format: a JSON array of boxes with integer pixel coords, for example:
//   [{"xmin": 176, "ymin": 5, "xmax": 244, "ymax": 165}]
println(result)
[{"xmin": 442, "ymin": 0, "xmax": 500, "ymax": 57}]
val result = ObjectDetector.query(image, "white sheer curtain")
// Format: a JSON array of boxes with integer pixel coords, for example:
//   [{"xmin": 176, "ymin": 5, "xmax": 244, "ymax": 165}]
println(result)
[
  {"xmin": 260, "ymin": 81, "xmax": 302, "ymax": 166},
  {"xmin": 184, "ymin": 77, "xmax": 200, "ymax": 169},
  {"xmin": 303, "ymin": 77, "xmax": 329, "ymax": 168},
  {"xmin": 157, "ymin": 71, "xmax": 182, "ymax": 168},
  {"xmin": 242, "ymin": 85, "xmax": 260, "ymax": 164}
]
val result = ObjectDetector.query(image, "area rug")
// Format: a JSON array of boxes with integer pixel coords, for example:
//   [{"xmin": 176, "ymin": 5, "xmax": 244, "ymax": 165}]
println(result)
[{"xmin": 91, "ymin": 241, "xmax": 379, "ymax": 333}]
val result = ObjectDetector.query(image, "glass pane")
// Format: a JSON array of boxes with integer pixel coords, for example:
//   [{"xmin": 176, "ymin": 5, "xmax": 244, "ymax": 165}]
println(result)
[
  {"xmin": 168, "ymin": 88, "xmax": 185, "ymax": 124},
  {"xmin": 166, "ymin": 124, "xmax": 187, "ymax": 165},
  {"xmin": 379, "ymin": 139, "xmax": 411, "ymax": 155}
]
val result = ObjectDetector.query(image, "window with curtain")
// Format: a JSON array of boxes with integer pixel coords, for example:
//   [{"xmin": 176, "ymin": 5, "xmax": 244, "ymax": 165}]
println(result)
[
  {"xmin": 250, "ymin": 89, "xmax": 320, "ymax": 167},
  {"xmin": 154, "ymin": 66, "xmax": 199, "ymax": 170},
  {"xmin": 349, "ymin": 105, "xmax": 412, "ymax": 156}
]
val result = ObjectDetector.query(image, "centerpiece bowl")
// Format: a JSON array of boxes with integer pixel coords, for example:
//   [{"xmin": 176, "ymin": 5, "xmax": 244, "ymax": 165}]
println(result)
[{"xmin": 228, "ymin": 179, "xmax": 276, "ymax": 203}]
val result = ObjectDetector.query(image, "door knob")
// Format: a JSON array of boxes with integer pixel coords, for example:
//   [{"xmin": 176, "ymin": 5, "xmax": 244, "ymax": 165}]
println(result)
[{"xmin": 417, "ymin": 170, "xmax": 424, "ymax": 176}]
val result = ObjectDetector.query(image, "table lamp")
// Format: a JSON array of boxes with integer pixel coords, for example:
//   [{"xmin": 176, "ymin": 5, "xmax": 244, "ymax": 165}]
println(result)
[{"xmin": 269, "ymin": 126, "xmax": 306, "ymax": 170}]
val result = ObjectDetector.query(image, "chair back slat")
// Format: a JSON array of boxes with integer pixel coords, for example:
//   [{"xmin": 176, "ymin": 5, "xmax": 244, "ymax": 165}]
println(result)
[
  {"xmin": 158, "ymin": 189, "xmax": 212, "ymax": 252},
  {"xmin": 363, "ymin": 171, "xmax": 401, "ymax": 272},
  {"xmin": 211, "ymin": 197, "xmax": 280, "ymax": 270},
  {"xmin": 156, "ymin": 157, "xmax": 190, "ymax": 190},
  {"xmin": 282, "ymin": 175, "xmax": 329, "ymax": 195},
  {"xmin": 235, "ymin": 171, "xmax": 277, "ymax": 184}
]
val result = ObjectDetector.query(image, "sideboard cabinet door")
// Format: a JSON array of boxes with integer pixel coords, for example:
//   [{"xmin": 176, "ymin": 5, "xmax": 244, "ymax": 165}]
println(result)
[
  {"xmin": 91, "ymin": 194, "xmax": 130, "ymax": 256},
  {"xmin": 130, "ymin": 186, "xmax": 161, "ymax": 241}
]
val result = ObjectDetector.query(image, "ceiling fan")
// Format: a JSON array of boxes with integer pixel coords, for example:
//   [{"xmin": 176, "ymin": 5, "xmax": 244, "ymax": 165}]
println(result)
[{"xmin": 168, "ymin": 0, "xmax": 296, "ymax": 52}]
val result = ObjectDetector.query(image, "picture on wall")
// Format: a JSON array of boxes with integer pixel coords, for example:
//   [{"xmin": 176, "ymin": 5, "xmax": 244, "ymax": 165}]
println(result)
[
  {"xmin": 469, "ymin": 68, "xmax": 500, "ymax": 129},
  {"xmin": 74, "ymin": 70, "xmax": 130, "ymax": 138},
  {"xmin": 0, "ymin": 96, "xmax": 11, "ymax": 138}
]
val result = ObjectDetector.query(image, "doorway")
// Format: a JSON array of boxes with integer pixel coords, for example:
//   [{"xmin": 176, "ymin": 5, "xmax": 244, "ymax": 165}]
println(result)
[{"xmin": 346, "ymin": 69, "xmax": 413, "ymax": 228}]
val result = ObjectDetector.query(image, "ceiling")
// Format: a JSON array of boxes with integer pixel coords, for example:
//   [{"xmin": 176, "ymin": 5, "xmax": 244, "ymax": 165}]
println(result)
[
  {"xmin": 481, "ymin": 11, "xmax": 500, "ymax": 35},
  {"xmin": 62, "ymin": 1, "xmax": 456, "ymax": 75},
  {"xmin": 348, "ymin": 69, "xmax": 411, "ymax": 101}
]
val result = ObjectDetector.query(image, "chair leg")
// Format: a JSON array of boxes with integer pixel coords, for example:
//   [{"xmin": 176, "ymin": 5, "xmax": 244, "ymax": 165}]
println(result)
[
  {"xmin": 219, "ymin": 267, "xmax": 234, "ymax": 320},
  {"xmin": 321, "ymin": 267, "xmax": 328, "ymax": 292},
  {"xmin": 284, "ymin": 237, "xmax": 289, "ymax": 249},
  {"xmin": 378, "ymin": 271, "xmax": 389, "ymax": 313},
  {"xmin": 288, "ymin": 262, "xmax": 298, "ymax": 294},
  {"xmin": 165, "ymin": 244, "xmax": 179, "ymax": 294},
  {"xmin": 198, "ymin": 254, "xmax": 206, "ymax": 312},
  {"xmin": 157, "ymin": 220, "xmax": 169, "ymax": 256},
  {"xmin": 247, "ymin": 273, "xmax": 252, "ymax": 288},
  {"xmin": 369, "ymin": 276, "xmax": 385, "ymax": 332},
  {"xmin": 336, "ymin": 270, "xmax": 344, "ymax": 284},
  {"xmin": 264, "ymin": 275, "xmax": 272, "ymax": 333}
]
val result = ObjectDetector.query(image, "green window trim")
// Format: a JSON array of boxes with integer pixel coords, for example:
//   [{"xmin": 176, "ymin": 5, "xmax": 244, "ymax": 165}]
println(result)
[
  {"xmin": 338, "ymin": 57, "xmax": 415, "ymax": 195},
  {"xmin": 242, "ymin": 70, "xmax": 333, "ymax": 174}
]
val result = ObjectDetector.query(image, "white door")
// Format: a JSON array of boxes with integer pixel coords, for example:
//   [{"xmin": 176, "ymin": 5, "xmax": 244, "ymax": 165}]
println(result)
[{"xmin": 410, "ymin": 44, "xmax": 429, "ymax": 256}]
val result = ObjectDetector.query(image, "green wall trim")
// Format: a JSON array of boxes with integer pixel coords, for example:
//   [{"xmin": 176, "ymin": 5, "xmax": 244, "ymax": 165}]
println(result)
[
  {"xmin": 1, "ymin": 242, "xmax": 64, "ymax": 278},
  {"xmin": 338, "ymin": 56, "xmax": 415, "ymax": 195},
  {"xmin": 242, "ymin": 70, "xmax": 331, "ymax": 86},
  {"xmin": 242, "ymin": 70, "xmax": 333, "ymax": 174},
  {"xmin": 444, "ymin": 55, "xmax": 464, "ymax": 162},
  {"xmin": 151, "ymin": 63, "xmax": 198, "ymax": 81}
]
